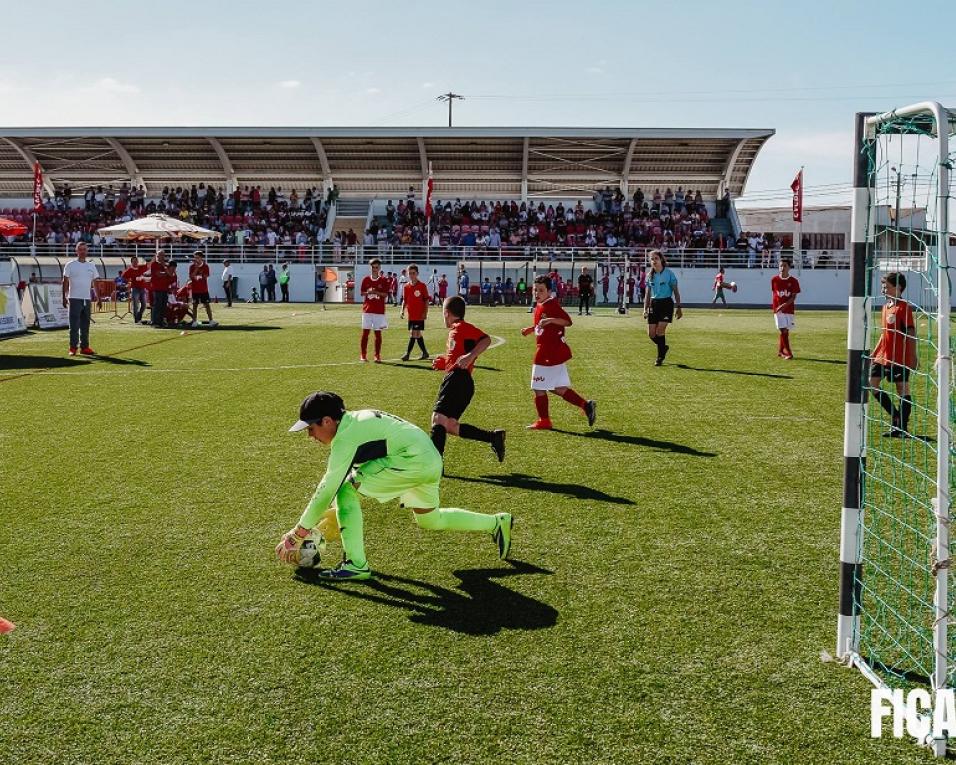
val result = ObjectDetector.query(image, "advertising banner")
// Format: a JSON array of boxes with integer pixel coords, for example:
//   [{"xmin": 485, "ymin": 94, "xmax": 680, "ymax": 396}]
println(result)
[
  {"xmin": 0, "ymin": 284, "xmax": 28, "ymax": 335},
  {"xmin": 22, "ymin": 282, "xmax": 69, "ymax": 329}
]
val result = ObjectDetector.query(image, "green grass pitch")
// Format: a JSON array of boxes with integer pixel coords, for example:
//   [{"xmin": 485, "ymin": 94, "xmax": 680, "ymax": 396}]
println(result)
[{"xmin": 0, "ymin": 303, "xmax": 931, "ymax": 764}]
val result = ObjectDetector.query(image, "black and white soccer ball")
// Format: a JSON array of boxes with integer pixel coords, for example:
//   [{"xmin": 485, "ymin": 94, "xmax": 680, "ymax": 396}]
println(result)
[{"xmin": 297, "ymin": 533, "xmax": 326, "ymax": 569}]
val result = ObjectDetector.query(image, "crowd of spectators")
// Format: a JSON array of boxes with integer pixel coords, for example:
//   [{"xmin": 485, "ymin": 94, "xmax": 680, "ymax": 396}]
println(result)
[{"xmin": 2, "ymin": 182, "xmax": 334, "ymax": 247}]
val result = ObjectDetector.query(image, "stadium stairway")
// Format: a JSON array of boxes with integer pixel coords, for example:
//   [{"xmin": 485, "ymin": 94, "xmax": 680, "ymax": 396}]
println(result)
[
  {"xmin": 330, "ymin": 199, "xmax": 370, "ymax": 240},
  {"xmin": 710, "ymin": 215, "xmax": 736, "ymax": 240}
]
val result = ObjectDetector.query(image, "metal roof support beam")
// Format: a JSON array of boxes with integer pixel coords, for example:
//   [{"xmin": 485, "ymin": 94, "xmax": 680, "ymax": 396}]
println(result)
[
  {"xmin": 620, "ymin": 138, "xmax": 638, "ymax": 196},
  {"xmin": 417, "ymin": 137, "xmax": 428, "ymax": 179},
  {"xmin": 310, "ymin": 137, "xmax": 332, "ymax": 193},
  {"xmin": 1, "ymin": 137, "xmax": 55, "ymax": 195},
  {"xmin": 105, "ymin": 137, "xmax": 143, "ymax": 188},
  {"xmin": 521, "ymin": 137, "xmax": 529, "ymax": 202},
  {"xmin": 206, "ymin": 138, "xmax": 237, "ymax": 193},
  {"xmin": 721, "ymin": 138, "xmax": 748, "ymax": 197}
]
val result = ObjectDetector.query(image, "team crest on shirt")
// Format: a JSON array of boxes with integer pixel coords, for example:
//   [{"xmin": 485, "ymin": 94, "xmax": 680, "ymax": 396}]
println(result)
[{"xmin": 887, "ymin": 314, "xmax": 896, "ymax": 324}]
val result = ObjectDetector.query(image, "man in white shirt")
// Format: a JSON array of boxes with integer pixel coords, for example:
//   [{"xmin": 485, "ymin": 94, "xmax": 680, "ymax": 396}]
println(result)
[
  {"xmin": 62, "ymin": 242, "xmax": 100, "ymax": 355},
  {"xmin": 221, "ymin": 259, "xmax": 234, "ymax": 307}
]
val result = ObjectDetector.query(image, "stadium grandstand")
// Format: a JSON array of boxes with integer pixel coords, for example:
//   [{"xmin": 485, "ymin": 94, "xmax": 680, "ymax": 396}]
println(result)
[{"xmin": 0, "ymin": 127, "xmax": 773, "ymax": 261}]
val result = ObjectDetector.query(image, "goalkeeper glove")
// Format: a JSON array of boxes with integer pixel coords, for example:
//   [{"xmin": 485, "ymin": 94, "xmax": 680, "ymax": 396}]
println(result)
[{"xmin": 275, "ymin": 525, "xmax": 311, "ymax": 565}]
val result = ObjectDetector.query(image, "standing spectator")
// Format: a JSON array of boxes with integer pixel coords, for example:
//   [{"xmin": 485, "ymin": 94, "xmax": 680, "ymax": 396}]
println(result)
[
  {"xmin": 258, "ymin": 265, "xmax": 269, "ymax": 301},
  {"xmin": 600, "ymin": 271, "xmax": 610, "ymax": 304},
  {"xmin": 387, "ymin": 271, "xmax": 398, "ymax": 305},
  {"xmin": 517, "ymin": 276, "xmax": 527, "ymax": 306},
  {"xmin": 188, "ymin": 251, "xmax": 218, "ymax": 328},
  {"xmin": 438, "ymin": 273, "xmax": 449, "ymax": 303},
  {"xmin": 577, "ymin": 266, "xmax": 594, "ymax": 316},
  {"xmin": 279, "ymin": 263, "xmax": 291, "ymax": 302},
  {"xmin": 426, "ymin": 268, "xmax": 440, "ymax": 304},
  {"xmin": 122, "ymin": 254, "xmax": 148, "ymax": 324},
  {"xmin": 480, "ymin": 278, "xmax": 492, "ymax": 305},
  {"xmin": 221, "ymin": 259, "xmax": 235, "ymax": 307},
  {"xmin": 626, "ymin": 272, "xmax": 636, "ymax": 307},
  {"xmin": 61, "ymin": 243, "xmax": 99, "ymax": 355},
  {"xmin": 146, "ymin": 250, "xmax": 172, "ymax": 327},
  {"xmin": 267, "ymin": 264, "xmax": 278, "ymax": 301},
  {"xmin": 458, "ymin": 268, "xmax": 470, "ymax": 303}
]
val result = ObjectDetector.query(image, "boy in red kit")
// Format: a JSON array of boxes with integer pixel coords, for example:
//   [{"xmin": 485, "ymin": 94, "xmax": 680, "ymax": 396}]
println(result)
[
  {"xmin": 188, "ymin": 250, "xmax": 218, "ymax": 328},
  {"xmin": 399, "ymin": 263, "xmax": 430, "ymax": 361},
  {"xmin": 360, "ymin": 258, "xmax": 389, "ymax": 363},
  {"xmin": 869, "ymin": 271, "xmax": 918, "ymax": 437},
  {"xmin": 521, "ymin": 275, "xmax": 597, "ymax": 430},
  {"xmin": 771, "ymin": 258, "xmax": 800, "ymax": 359},
  {"xmin": 430, "ymin": 295, "xmax": 505, "ymax": 461}
]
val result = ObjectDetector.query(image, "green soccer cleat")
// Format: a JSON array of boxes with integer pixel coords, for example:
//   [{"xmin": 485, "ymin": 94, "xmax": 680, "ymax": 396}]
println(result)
[
  {"xmin": 317, "ymin": 559, "xmax": 373, "ymax": 581},
  {"xmin": 492, "ymin": 513, "xmax": 513, "ymax": 560}
]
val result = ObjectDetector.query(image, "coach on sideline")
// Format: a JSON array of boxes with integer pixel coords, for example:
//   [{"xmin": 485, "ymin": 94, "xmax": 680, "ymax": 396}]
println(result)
[{"xmin": 61, "ymin": 241, "xmax": 99, "ymax": 356}]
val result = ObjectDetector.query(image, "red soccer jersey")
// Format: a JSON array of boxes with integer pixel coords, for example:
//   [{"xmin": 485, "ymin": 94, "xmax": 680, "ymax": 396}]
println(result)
[
  {"xmin": 189, "ymin": 262, "xmax": 210, "ymax": 294},
  {"xmin": 873, "ymin": 299, "xmax": 917, "ymax": 368},
  {"xmin": 714, "ymin": 273, "xmax": 724, "ymax": 290},
  {"xmin": 532, "ymin": 297, "xmax": 573, "ymax": 366},
  {"xmin": 403, "ymin": 281, "xmax": 430, "ymax": 321},
  {"xmin": 147, "ymin": 260, "xmax": 170, "ymax": 291},
  {"xmin": 361, "ymin": 275, "xmax": 389, "ymax": 314},
  {"xmin": 771, "ymin": 275, "xmax": 800, "ymax": 314},
  {"xmin": 438, "ymin": 319, "xmax": 488, "ymax": 376},
  {"xmin": 122, "ymin": 263, "xmax": 148, "ymax": 289}
]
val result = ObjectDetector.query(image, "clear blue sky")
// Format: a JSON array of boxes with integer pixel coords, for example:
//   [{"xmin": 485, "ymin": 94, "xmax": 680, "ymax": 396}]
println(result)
[{"xmin": 1, "ymin": 0, "xmax": 954, "ymax": 205}]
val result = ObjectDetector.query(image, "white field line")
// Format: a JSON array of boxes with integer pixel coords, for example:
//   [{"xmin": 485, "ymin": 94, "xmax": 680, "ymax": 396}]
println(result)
[{"xmin": 22, "ymin": 335, "xmax": 507, "ymax": 378}]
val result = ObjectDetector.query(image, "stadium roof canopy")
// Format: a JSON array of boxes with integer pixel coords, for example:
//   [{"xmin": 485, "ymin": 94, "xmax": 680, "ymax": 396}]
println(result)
[{"xmin": 0, "ymin": 127, "xmax": 774, "ymax": 200}]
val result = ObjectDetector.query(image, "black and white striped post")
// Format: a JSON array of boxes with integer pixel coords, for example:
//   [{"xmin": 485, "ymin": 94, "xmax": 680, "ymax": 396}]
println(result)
[{"xmin": 838, "ymin": 112, "xmax": 876, "ymax": 661}]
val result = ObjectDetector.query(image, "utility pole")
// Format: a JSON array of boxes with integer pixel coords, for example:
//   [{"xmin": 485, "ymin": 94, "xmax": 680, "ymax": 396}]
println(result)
[{"xmin": 436, "ymin": 92, "xmax": 465, "ymax": 127}]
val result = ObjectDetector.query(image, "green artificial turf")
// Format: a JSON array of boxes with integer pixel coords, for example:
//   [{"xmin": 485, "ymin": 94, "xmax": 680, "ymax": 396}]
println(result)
[{"xmin": 0, "ymin": 303, "xmax": 935, "ymax": 763}]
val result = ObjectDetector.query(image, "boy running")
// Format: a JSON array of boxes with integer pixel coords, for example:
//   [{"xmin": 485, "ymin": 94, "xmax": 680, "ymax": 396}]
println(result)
[
  {"xmin": 521, "ymin": 275, "xmax": 597, "ymax": 430},
  {"xmin": 399, "ymin": 263, "xmax": 430, "ymax": 361},
  {"xmin": 360, "ymin": 258, "xmax": 389, "ymax": 363},
  {"xmin": 869, "ymin": 271, "xmax": 917, "ymax": 437},
  {"xmin": 276, "ymin": 391, "xmax": 513, "ymax": 580},
  {"xmin": 430, "ymin": 296, "xmax": 505, "ymax": 461},
  {"xmin": 771, "ymin": 258, "xmax": 800, "ymax": 359}
]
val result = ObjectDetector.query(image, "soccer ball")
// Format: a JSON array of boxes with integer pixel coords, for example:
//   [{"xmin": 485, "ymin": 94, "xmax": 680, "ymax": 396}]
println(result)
[
  {"xmin": 730, "ymin": 282, "xmax": 738, "ymax": 293},
  {"xmin": 298, "ymin": 532, "xmax": 327, "ymax": 569}
]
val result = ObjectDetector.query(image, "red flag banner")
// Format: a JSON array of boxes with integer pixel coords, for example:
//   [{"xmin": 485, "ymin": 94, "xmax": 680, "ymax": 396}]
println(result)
[
  {"xmin": 425, "ymin": 175, "xmax": 434, "ymax": 220},
  {"xmin": 33, "ymin": 162, "xmax": 43, "ymax": 211},
  {"xmin": 791, "ymin": 169, "xmax": 803, "ymax": 223}
]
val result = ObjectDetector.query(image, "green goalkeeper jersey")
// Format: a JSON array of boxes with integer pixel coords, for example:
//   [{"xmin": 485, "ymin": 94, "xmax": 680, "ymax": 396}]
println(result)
[{"xmin": 298, "ymin": 409, "xmax": 436, "ymax": 528}]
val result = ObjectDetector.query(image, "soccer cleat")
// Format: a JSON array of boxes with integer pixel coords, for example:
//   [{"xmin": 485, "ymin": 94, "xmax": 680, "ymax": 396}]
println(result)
[
  {"xmin": 654, "ymin": 357, "xmax": 663, "ymax": 367},
  {"xmin": 374, "ymin": 356, "xmax": 382, "ymax": 364},
  {"xmin": 526, "ymin": 418, "xmax": 553, "ymax": 430},
  {"xmin": 191, "ymin": 321, "xmax": 200, "ymax": 328},
  {"xmin": 492, "ymin": 513, "xmax": 513, "ymax": 560},
  {"xmin": 317, "ymin": 559, "xmax": 373, "ymax": 581},
  {"xmin": 360, "ymin": 355, "xmax": 368, "ymax": 363},
  {"xmin": 68, "ymin": 347, "xmax": 77, "ymax": 356},
  {"xmin": 490, "ymin": 429, "xmax": 506, "ymax": 462},
  {"xmin": 419, "ymin": 353, "xmax": 429, "ymax": 361},
  {"xmin": 80, "ymin": 347, "xmax": 95, "ymax": 356},
  {"xmin": 661, "ymin": 344, "xmax": 670, "ymax": 361},
  {"xmin": 883, "ymin": 427, "xmax": 910, "ymax": 439},
  {"xmin": 208, "ymin": 320, "xmax": 218, "ymax": 328},
  {"xmin": 400, "ymin": 354, "xmax": 410, "ymax": 362},
  {"xmin": 584, "ymin": 400, "xmax": 597, "ymax": 427}
]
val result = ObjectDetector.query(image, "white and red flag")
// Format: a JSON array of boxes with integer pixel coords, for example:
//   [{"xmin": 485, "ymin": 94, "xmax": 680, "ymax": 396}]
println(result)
[
  {"xmin": 33, "ymin": 162, "xmax": 43, "ymax": 211},
  {"xmin": 424, "ymin": 166, "xmax": 434, "ymax": 221},
  {"xmin": 791, "ymin": 169, "xmax": 803, "ymax": 223}
]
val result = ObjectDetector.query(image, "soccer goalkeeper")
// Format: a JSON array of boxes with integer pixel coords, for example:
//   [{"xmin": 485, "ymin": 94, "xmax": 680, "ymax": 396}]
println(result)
[{"xmin": 275, "ymin": 391, "xmax": 513, "ymax": 580}]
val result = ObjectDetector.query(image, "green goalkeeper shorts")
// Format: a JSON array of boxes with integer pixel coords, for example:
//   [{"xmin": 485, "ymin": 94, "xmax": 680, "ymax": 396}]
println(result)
[{"xmin": 351, "ymin": 449, "xmax": 443, "ymax": 510}]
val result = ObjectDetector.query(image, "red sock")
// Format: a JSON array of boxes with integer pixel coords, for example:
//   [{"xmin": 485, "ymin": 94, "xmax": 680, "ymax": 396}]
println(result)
[
  {"xmin": 783, "ymin": 331, "xmax": 792, "ymax": 355},
  {"xmin": 374, "ymin": 331, "xmax": 382, "ymax": 356},
  {"xmin": 534, "ymin": 394, "xmax": 549, "ymax": 420},
  {"xmin": 559, "ymin": 388, "xmax": 587, "ymax": 409},
  {"xmin": 777, "ymin": 332, "xmax": 784, "ymax": 354},
  {"xmin": 360, "ymin": 329, "xmax": 370, "ymax": 355}
]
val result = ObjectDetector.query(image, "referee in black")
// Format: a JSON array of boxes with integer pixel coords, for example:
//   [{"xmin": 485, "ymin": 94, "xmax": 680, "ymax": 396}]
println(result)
[{"xmin": 578, "ymin": 266, "xmax": 594, "ymax": 316}]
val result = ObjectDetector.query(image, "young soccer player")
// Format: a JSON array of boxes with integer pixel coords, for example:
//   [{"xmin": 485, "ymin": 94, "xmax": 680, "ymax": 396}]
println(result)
[
  {"xmin": 430, "ymin": 296, "xmax": 505, "ymax": 461},
  {"xmin": 869, "ymin": 272, "xmax": 917, "ymax": 437},
  {"xmin": 643, "ymin": 250, "xmax": 683, "ymax": 366},
  {"xmin": 399, "ymin": 263, "xmax": 430, "ymax": 361},
  {"xmin": 276, "ymin": 391, "xmax": 513, "ymax": 580},
  {"xmin": 712, "ymin": 267, "xmax": 727, "ymax": 305},
  {"xmin": 521, "ymin": 275, "xmax": 597, "ymax": 430},
  {"xmin": 188, "ymin": 250, "xmax": 218, "ymax": 328},
  {"xmin": 360, "ymin": 258, "xmax": 389, "ymax": 363},
  {"xmin": 771, "ymin": 258, "xmax": 800, "ymax": 359}
]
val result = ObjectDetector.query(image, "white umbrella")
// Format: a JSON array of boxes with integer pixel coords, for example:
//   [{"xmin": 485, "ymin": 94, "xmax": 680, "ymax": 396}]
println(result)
[{"xmin": 97, "ymin": 213, "xmax": 222, "ymax": 244}]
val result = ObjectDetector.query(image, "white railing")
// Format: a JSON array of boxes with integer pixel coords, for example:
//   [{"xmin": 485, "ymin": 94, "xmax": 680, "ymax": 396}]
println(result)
[{"xmin": 0, "ymin": 242, "xmax": 846, "ymax": 271}]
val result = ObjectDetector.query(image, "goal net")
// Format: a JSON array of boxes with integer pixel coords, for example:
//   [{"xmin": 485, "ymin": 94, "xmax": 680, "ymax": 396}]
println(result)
[{"xmin": 839, "ymin": 103, "xmax": 956, "ymax": 756}]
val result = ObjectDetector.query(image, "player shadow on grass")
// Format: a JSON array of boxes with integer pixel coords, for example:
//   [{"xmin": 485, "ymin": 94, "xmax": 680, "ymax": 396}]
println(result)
[
  {"xmin": 0, "ymin": 354, "xmax": 148, "ymax": 370},
  {"xmin": 295, "ymin": 559, "xmax": 558, "ymax": 635},
  {"xmin": 674, "ymin": 363, "xmax": 792, "ymax": 380},
  {"xmin": 445, "ymin": 471, "xmax": 635, "ymax": 504},
  {"xmin": 551, "ymin": 428, "xmax": 717, "ymax": 458},
  {"xmin": 797, "ymin": 357, "xmax": 846, "ymax": 365},
  {"xmin": 385, "ymin": 361, "xmax": 502, "ymax": 373}
]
